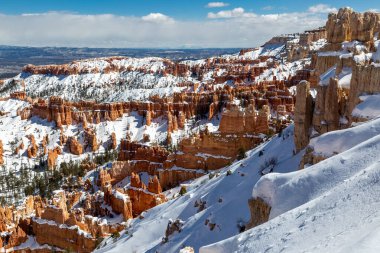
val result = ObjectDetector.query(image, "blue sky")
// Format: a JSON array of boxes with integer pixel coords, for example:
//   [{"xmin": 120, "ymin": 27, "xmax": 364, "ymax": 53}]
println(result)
[
  {"xmin": 0, "ymin": 1, "xmax": 378, "ymax": 48},
  {"xmin": 0, "ymin": 0, "xmax": 377, "ymax": 18}
]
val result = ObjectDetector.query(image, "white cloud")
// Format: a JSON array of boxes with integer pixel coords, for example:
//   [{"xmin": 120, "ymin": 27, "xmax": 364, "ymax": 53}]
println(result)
[
  {"xmin": 0, "ymin": 11, "xmax": 327, "ymax": 48},
  {"xmin": 308, "ymin": 4, "xmax": 337, "ymax": 14},
  {"xmin": 206, "ymin": 2, "xmax": 229, "ymax": 8},
  {"xmin": 262, "ymin": 6, "xmax": 274, "ymax": 11},
  {"xmin": 141, "ymin": 13, "xmax": 174, "ymax": 23},
  {"xmin": 207, "ymin": 7, "xmax": 257, "ymax": 19}
]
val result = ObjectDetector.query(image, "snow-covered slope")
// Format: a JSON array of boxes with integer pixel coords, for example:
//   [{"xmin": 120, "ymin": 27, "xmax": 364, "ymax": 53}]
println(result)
[
  {"xmin": 201, "ymin": 118, "xmax": 380, "ymax": 253},
  {"xmin": 352, "ymin": 94, "xmax": 380, "ymax": 120},
  {"xmin": 95, "ymin": 126, "xmax": 302, "ymax": 253},
  {"xmin": 0, "ymin": 41, "xmax": 306, "ymax": 102},
  {"xmin": 309, "ymin": 117, "xmax": 380, "ymax": 157}
]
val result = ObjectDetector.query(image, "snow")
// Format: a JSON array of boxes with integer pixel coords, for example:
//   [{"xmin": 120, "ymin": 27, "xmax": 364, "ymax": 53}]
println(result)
[
  {"xmin": 0, "ymin": 42, "xmax": 304, "ymax": 103},
  {"xmin": 309, "ymin": 117, "xmax": 380, "ymax": 157},
  {"xmin": 33, "ymin": 217, "xmax": 93, "ymax": 238},
  {"xmin": 318, "ymin": 51, "xmax": 344, "ymax": 57},
  {"xmin": 113, "ymin": 189, "xmax": 130, "ymax": 202},
  {"xmin": 338, "ymin": 71, "xmax": 352, "ymax": 88},
  {"xmin": 10, "ymin": 236, "xmax": 52, "ymax": 252},
  {"xmin": 372, "ymin": 39, "xmax": 380, "ymax": 63},
  {"xmin": 352, "ymin": 94, "xmax": 380, "ymax": 119},
  {"xmin": 239, "ymin": 47, "xmax": 263, "ymax": 60},
  {"xmin": 319, "ymin": 66, "xmax": 352, "ymax": 88},
  {"xmin": 0, "ymin": 99, "xmax": 178, "ymax": 203},
  {"xmin": 255, "ymin": 59, "xmax": 309, "ymax": 83},
  {"xmin": 309, "ymin": 39, "xmax": 327, "ymax": 51},
  {"xmin": 19, "ymin": 71, "xmax": 189, "ymax": 102},
  {"xmin": 201, "ymin": 119, "xmax": 380, "ymax": 253},
  {"xmin": 95, "ymin": 126, "xmax": 302, "ymax": 253}
]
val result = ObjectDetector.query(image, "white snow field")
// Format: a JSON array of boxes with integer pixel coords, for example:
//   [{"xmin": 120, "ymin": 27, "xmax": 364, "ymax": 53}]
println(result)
[
  {"xmin": 97, "ymin": 117, "xmax": 380, "ymax": 253},
  {"xmin": 309, "ymin": 117, "xmax": 380, "ymax": 157},
  {"xmin": 201, "ymin": 119, "xmax": 380, "ymax": 253},
  {"xmin": 95, "ymin": 126, "xmax": 302, "ymax": 253},
  {"xmin": 352, "ymin": 94, "xmax": 380, "ymax": 120}
]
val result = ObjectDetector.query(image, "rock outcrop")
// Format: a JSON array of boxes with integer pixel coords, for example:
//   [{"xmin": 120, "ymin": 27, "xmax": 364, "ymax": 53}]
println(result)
[
  {"xmin": 326, "ymin": 8, "xmax": 380, "ymax": 43},
  {"xmin": 246, "ymin": 197, "xmax": 271, "ymax": 230},
  {"xmin": 110, "ymin": 132, "xmax": 117, "ymax": 149},
  {"xmin": 84, "ymin": 128, "xmax": 99, "ymax": 152},
  {"xmin": 219, "ymin": 104, "xmax": 269, "ymax": 134},
  {"xmin": 126, "ymin": 172, "xmax": 166, "ymax": 216},
  {"xmin": 68, "ymin": 137, "xmax": 83, "ymax": 155},
  {"xmin": 107, "ymin": 188, "xmax": 133, "ymax": 221},
  {"xmin": 47, "ymin": 147, "xmax": 62, "ymax": 169},
  {"xmin": 294, "ymin": 81, "xmax": 313, "ymax": 152},
  {"xmin": 27, "ymin": 135, "xmax": 38, "ymax": 158},
  {"xmin": 0, "ymin": 140, "xmax": 3, "ymax": 165}
]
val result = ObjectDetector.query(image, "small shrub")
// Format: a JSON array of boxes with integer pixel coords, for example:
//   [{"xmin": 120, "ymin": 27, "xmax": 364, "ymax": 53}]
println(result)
[
  {"xmin": 179, "ymin": 186, "xmax": 187, "ymax": 196},
  {"xmin": 111, "ymin": 231, "xmax": 120, "ymax": 239},
  {"xmin": 258, "ymin": 150, "xmax": 264, "ymax": 157},
  {"xmin": 209, "ymin": 173, "xmax": 215, "ymax": 180},
  {"xmin": 142, "ymin": 134, "xmax": 150, "ymax": 142},
  {"xmin": 267, "ymin": 128, "xmax": 276, "ymax": 138},
  {"xmin": 226, "ymin": 170, "xmax": 233, "ymax": 176},
  {"xmin": 278, "ymin": 127, "xmax": 283, "ymax": 137},
  {"xmin": 237, "ymin": 219, "xmax": 246, "ymax": 233},
  {"xmin": 237, "ymin": 147, "xmax": 247, "ymax": 161},
  {"xmin": 259, "ymin": 157, "xmax": 278, "ymax": 176}
]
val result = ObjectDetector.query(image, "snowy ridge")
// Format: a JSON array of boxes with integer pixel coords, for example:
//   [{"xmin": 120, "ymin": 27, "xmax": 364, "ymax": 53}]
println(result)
[
  {"xmin": 309, "ymin": 117, "xmax": 380, "ymax": 157},
  {"xmin": 95, "ymin": 126, "xmax": 302, "ymax": 253},
  {"xmin": 201, "ymin": 119, "xmax": 380, "ymax": 253}
]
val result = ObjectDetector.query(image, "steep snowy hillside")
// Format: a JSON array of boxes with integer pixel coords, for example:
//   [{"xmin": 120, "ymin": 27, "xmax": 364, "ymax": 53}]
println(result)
[
  {"xmin": 201, "ymin": 118, "xmax": 380, "ymax": 253},
  {"xmin": 95, "ymin": 126, "xmax": 303, "ymax": 253}
]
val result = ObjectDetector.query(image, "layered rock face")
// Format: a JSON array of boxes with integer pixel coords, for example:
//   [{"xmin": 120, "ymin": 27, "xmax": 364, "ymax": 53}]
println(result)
[
  {"xmin": 110, "ymin": 79, "xmax": 294, "ymax": 188},
  {"xmin": 294, "ymin": 8, "xmax": 380, "ymax": 154},
  {"xmin": 104, "ymin": 186, "xmax": 133, "ymax": 221},
  {"xmin": 118, "ymin": 140, "xmax": 169, "ymax": 163},
  {"xmin": 299, "ymin": 28, "xmax": 327, "ymax": 46},
  {"xmin": 0, "ymin": 190, "xmax": 126, "ymax": 252},
  {"xmin": 32, "ymin": 221, "xmax": 97, "ymax": 253},
  {"xmin": 288, "ymin": 28, "xmax": 327, "ymax": 62},
  {"xmin": 326, "ymin": 8, "xmax": 380, "ymax": 43},
  {"xmin": 219, "ymin": 104, "xmax": 269, "ymax": 134},
  {"xmin": 348, "ymin": 64, "xmax": 380, "ymax": 114},
  {"xmin": 10, "ymin": 91, "xmax": 26, "ymax": 100},
  {"xmin": 312, "ymin": 78, "xmax": 349, "ymax": 134},
  {"xmin": 126, "ymin": 173, "xmax": 166, "ymax": 216},
  {"xmin": 99, "ymin": 169, "xmax": 166, "ymax": 217}
]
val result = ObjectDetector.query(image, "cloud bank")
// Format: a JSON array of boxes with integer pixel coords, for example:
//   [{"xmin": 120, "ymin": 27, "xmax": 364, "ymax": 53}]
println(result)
[
  {"xmin": 0, "ymin": 9, "xmax": 329, "ymax": 48},
  {"xmin": 308, "ymin": 4, "xmax": 338, "ymax": 13},
  {"xmin": 206, "ymin": 2, "xmax": 230, "ymax": 8}
]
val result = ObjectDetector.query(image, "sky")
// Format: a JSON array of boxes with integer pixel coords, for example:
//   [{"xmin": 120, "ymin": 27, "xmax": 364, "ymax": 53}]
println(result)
[{"xmin": 0, "ymin": 0, "xmax": 378, "ymax": 48}]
